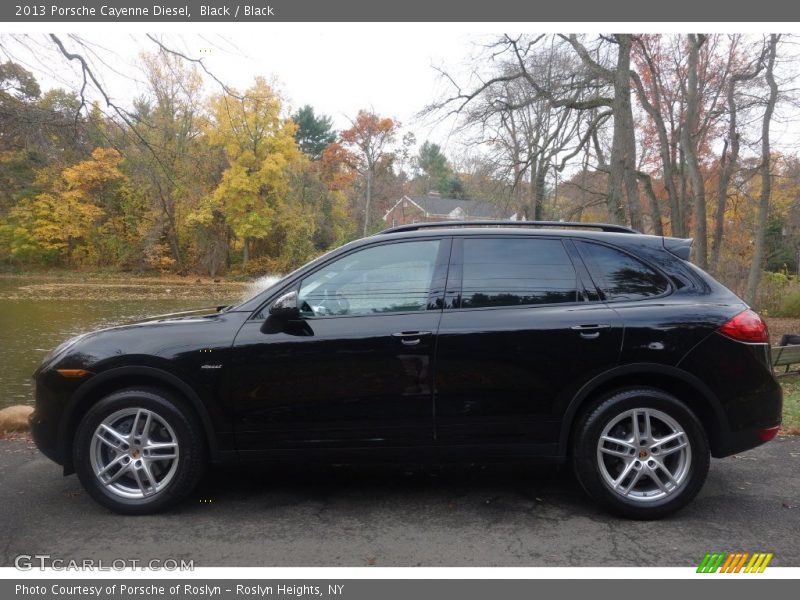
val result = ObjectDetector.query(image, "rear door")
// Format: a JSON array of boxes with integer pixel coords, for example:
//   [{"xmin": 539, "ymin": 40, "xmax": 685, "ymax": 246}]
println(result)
[{"xmin": 433, "ymin": 235, "xmax": 624, "ymax": 454}]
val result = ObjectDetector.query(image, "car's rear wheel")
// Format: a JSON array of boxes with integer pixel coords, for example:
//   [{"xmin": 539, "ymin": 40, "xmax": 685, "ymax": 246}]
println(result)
[
  {"xmin": 74, "ymin": 388, "xmax": 205, "ymax": 515},
  {"xmin": 572, "ymin": 388, "xmax": 710, "ymax": 519}
]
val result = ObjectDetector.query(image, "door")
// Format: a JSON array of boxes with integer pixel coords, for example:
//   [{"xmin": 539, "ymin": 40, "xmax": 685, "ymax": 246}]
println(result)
[
  {"xmin": 231, "ymin": 238, "xmax": 450, "ymax": 454},
  {"xmin": 434, "ymin": 236, "xmax": 623, "ymax": 453}
]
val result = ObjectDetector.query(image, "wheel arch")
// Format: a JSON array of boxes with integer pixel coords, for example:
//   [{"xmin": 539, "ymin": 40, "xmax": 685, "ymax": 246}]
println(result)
[
  {"xmin": 58, "ymin": 366, "xmax": 226, "ymax": 474},
  {"xmin": 558, "ymin": 363, "xmax": 729, "ymax": 458}
]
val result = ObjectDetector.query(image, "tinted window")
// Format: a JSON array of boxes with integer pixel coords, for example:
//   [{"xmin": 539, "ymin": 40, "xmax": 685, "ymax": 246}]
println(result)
[
  {"xmin": 461, "ymin": 238, "xmax": 578, "ymax": 308},
  {"xmin": 298, "ymin": 240, "xmax": 440, "ymax": 316},
  {"xmin": 577, "ymin": 241, "xmax": 669, "ymax": 301}
]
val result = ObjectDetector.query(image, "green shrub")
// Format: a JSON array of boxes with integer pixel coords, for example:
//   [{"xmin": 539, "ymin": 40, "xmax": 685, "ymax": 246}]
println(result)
[{"xmin": 775, "ymin": 290, "xmax": 800, "ymax": 318}]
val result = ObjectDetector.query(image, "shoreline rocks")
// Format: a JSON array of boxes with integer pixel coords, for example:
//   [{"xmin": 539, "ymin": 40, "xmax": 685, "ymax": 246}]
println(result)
[{"xmin": 0, "ymin": 405, "xmax": 33, "ymax": 434}]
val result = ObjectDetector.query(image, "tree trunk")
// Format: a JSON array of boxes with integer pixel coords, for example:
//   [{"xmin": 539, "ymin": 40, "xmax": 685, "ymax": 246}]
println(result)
[
  {"xmin": 631, "ymin": 43, "xmax": 683, "ymax": 237},
  {"xmin": 680, "ymin": 35, "xmax": 708, "ymax": 269},
  {"xmin": 242, "ymin": 237, "xmax": 249, "ymax": 265},
  {"xmin": 363, "ymin": 168, "xmax": 373, "ymax": 236},
  {"xmin": 608, "ymin": 36, "xmax": 638, "ymax": 226},
  {"xmin": 637, "ymin": 171, "xmax": 664, "ymax": 236},
  {"xmin": 616, "ymin": 37, "xmax": 643, "ymax": 230},
  {"xmin": 711, "ymin": 42, "xmax": 765, "ymax": 274},
  {"xmin": 746, "ymin": 35, "xmax": 779, "ymax": 306},
  {"xmin": 711, "ymin": 137, "xmax": 733, "ymax": 274}
]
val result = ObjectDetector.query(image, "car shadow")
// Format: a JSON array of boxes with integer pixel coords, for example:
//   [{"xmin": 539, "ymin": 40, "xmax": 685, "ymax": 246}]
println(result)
[{"xmin": 180, "ymin": 460, "xmax": 601, "ymax": 519}]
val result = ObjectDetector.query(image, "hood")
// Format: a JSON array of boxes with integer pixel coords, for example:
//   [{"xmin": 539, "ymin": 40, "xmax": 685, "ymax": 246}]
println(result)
[{"xmin": 129, "ymin": 305, "xmax": 230, "ymax": 324}]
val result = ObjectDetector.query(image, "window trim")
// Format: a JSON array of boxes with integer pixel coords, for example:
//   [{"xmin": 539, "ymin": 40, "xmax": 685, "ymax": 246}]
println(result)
[
  {"xmin": 573, "ymin": 239, "xmax": 674, "ymax": 304},
  {"xmin": 253, "ymin": 237, "xmax": 452, "ymax": 321},
  {"xmin": 446, "ymin": 235, "xmax": 588, "ymax": 313}
]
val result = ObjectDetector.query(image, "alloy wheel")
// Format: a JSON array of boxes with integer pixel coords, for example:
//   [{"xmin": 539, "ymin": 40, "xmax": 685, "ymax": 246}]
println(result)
[
  {"xmin": 89, "ymin": 407, "xmax": 180, "ymax": 499},
  {"xmin": 596, "ymin": 407, "xmax": 692, "ymax": 503}
]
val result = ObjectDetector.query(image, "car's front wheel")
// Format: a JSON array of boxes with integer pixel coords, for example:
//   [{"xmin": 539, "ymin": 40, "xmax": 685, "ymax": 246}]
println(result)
[
  {"xmin": 572, "ymin": 388, "xmax": 710, "ymax": 519},
  {"xmin": 73, "ymin": 388, "xmax": 205, "ymax": 515}
]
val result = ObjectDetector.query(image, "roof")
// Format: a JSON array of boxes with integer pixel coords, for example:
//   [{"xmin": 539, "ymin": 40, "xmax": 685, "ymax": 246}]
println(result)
[{"xmin": 387, "ymin": 195, "xmax": 509, "ymax": 219}]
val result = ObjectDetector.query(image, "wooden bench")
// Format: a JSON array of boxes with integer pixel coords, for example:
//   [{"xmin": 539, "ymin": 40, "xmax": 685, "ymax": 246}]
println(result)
[{"xmin": 772, "ymin": 344, "xmax": 800, "ymax": 374}]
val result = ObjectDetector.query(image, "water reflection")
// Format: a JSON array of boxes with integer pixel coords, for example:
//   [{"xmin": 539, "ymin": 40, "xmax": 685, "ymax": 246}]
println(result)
[{"xmin": 0, "ymin": 277, "xmax": 240, "ymax": 408}]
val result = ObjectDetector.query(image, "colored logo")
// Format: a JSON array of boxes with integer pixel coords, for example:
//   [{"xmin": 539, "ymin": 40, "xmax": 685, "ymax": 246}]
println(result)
[{"xmin": 697, "ymin": 552, "xmax": 773, "ymax": 573}]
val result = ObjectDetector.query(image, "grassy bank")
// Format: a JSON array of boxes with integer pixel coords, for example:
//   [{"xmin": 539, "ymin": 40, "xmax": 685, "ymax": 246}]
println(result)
[
  {"xmin": 0, "ymin": 270, "xmax": 252, "ymax": 302},
  {"xmin": 779, "ymin": 375, "xmax": 800, "ymax": 435}
]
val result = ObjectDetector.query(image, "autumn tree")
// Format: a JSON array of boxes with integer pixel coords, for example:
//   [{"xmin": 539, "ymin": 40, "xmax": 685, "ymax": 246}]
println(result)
[
  {"xmin": 339, "ymin": 110, "xmax": 398, "ymax": 236},
  {"xmin": 194, "ymin": 78, "xmax": 302, "ymax": 266},
  {"xmin": 4, "ymin": 148, "xmax": 134, "ymax": 265}
]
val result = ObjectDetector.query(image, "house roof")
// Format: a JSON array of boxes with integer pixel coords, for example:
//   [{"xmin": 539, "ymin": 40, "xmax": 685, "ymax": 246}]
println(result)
[{"xmin": 405, "ymin": 195, "xmax": 500, "ymax": 218}]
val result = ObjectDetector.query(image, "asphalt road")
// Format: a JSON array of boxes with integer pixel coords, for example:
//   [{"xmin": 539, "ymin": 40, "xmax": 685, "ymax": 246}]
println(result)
[{"xmin": 1, "ymin": 435, "xmax": 799, "ymax": 567}]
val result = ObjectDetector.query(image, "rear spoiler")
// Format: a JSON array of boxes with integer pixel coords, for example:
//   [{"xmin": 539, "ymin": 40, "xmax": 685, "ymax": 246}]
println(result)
[{"xmin": 663, "ymin": 237, "xmax": 693, "ymax": 261}]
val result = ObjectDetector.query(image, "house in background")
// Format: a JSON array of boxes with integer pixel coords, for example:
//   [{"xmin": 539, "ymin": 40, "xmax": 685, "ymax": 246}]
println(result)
[{"xmin": 383, "ymin": 193, "xmax": 518, "ymax": 227}]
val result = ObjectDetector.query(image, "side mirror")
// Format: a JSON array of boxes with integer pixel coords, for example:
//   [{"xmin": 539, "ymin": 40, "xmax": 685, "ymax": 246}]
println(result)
[{"xmin": 269, "ymin": 291, "xmax": 300, "ymax": 320}]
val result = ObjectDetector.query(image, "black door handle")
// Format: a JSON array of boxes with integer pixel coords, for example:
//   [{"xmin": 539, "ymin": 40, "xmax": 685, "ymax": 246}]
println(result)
[{"xmin": 392, "ymin": 331, "xmax": 432, "ymax": 346}]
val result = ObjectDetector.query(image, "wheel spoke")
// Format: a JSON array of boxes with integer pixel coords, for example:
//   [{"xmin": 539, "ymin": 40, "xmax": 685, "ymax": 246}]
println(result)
[
  {"xmin": 102, "ymin": 462, "xmax": 130, "ymax": 486},
  {"xmin": 131, "ymin": 409, "xmax": 151, "ymax": 441},
  {"xmin": 613, "ymin": 460, "xmax": 637, "ymax": 489},
  {"xmin": 652, "ymin": 458, "xmax": 679, "ymax": 487},
  {"xmin": 621, "ymin": 468, "xmax": 643, "ymax": 494},
  {"xmin": 139, "ymin": 461, "xmax": 157, "ymax": 495},
  {"xmin": 141, "ymin": 411, "xmax": 153, "ymax": 443},
  {"xmin": 95, "ymin": 453, "xmax": 126, "ymax": 477},
  {"xmin": 649, "ymin": 468, "xmax": 669, "ymax": 492},
  {"xmin": 600, "ymin": 436, "xmax": 636, "ymax": 458},
  {"xmin": 652, "ymin": 432, "xmax": 688, "ymax": 456},
  {"xmin": 96, "ymin": 424, "xmax": 128, "ymax": 449},
  {"xmin": 641, "ymin": 410, "xmax": 653, "ymax": 441},
  {"xmin": 130, "ymin": 464, "xmax": 150, "ymax": 496},
  {"xmin": 631, "ymin": 411, "xmax": 642, "ymax": 444}
]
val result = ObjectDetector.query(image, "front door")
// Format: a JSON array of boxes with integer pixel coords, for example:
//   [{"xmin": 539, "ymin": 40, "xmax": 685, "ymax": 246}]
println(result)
[{"xmin": 231, "ymin": 238, "xmax": 450, "ymax": 455}]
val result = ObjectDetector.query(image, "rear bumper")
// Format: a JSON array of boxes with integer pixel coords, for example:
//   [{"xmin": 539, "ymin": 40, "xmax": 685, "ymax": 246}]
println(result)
[
  {"xmin": 711, "ymin": 424, "xmax": 781, "ymax": 458},
  {"xmin": 679, "ymin": 332, "xmax": 782, "ymax": 458}
]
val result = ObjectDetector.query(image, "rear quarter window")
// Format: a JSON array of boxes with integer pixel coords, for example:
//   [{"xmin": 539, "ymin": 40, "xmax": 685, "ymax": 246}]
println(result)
[{"xmin": 576, "ymin": 241, "xmax": 670, "ymax": 301}]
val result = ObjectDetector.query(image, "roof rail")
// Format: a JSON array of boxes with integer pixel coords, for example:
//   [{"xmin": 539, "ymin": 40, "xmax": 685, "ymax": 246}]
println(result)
[{"xmin": 377, "ymin": 220, "xmax": 639, "ymax": 235}]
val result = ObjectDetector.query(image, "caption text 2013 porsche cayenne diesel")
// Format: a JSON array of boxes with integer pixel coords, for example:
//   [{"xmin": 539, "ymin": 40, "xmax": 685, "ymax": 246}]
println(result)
[{"xmin": 30, "ymin": 221, "xmax": 782, "ymax": 518}]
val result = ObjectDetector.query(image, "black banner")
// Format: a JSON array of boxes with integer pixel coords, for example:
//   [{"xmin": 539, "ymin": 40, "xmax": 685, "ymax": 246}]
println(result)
[
  {"xmin": 3, "ymin": 0, "xmax": 800, "ymax": 22},
  {"xmin": 4, "ymin": 579, "xmax": 797, "ymax": 600}
]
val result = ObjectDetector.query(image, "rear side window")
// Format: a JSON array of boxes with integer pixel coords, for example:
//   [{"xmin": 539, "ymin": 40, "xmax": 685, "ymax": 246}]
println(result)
[
  {"xmin": 460, "ymin": 238, "xmax": 578, "ymax": 308},
  {"xmin": 577, "ymin": 241, "xmax": 669, "ymax": 301}
]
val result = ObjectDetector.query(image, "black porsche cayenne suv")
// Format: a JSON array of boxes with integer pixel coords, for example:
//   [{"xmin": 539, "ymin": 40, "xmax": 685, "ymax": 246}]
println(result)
[{"xmin": 30, "ymin": 221, "xmax": 782, "ymax": 518}]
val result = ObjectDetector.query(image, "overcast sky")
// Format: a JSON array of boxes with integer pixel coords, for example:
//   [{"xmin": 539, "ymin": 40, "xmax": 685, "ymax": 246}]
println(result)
[
  {"xmin": 2, "ymin": 29, "xmax": 495, "ymax": 155},
  {"xmin": 2, "ymin": 26, "xmax": 798, "ymax": 160}
]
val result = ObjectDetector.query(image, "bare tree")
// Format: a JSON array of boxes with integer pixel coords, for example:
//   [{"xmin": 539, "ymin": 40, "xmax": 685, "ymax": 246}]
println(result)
[
  {"xmin": 710, "ymin": 37, "xmax": 766, "ymax": 273},
  {"xmin": 745, "ymin": 34, "xmax": 780, "ymax": 305}
]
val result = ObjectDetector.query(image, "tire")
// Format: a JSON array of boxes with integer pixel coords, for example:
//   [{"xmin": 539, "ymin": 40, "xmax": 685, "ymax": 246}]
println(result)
[
  {"xmin": 73, "ymin": 387, "xmax": 206, "ymax": 515},
  {"xmin": 571, "ymin": 388, "xmax": 710, "ymax": 519}
]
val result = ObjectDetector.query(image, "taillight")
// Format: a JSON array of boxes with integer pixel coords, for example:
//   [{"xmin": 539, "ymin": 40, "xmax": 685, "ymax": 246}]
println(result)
[
  {"xmin": 757, "ymin": 425, "xmax": 780, "ymax": 442},
  {"xmin": 719, "ymin": 309, "xmax": 770, "ymax": 343}
]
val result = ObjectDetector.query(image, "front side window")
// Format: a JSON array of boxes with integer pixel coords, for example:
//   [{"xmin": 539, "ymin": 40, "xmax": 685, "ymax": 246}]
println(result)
[
  {"xmin": 460, "ymin": 238, "xmax": 578, "ymax": 308},
  {"xmin": 576, "ymin": 241, "xmax": 669, "ymax": 301},
  {"xmin": 298, "ymin": 240, "xmax": 441, "ymax": 317}
]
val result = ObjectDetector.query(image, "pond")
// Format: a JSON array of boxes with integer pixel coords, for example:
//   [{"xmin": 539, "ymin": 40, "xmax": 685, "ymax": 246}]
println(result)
[{"xmin": 0, "ymin": 275, "xmax": 251, "ymax": 410}]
